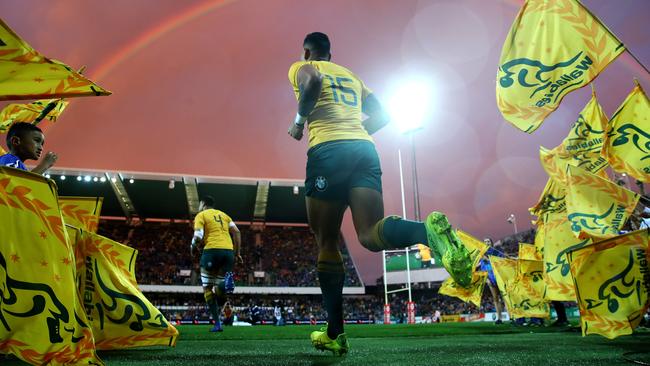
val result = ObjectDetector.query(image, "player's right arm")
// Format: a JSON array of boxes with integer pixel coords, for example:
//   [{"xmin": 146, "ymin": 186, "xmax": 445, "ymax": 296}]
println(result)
[
  {"xmin": 288, "ymin": 63, "xmax": 323, "ymax": 140},
  {"xmin": 191, "ymin": 212, "xmax": 205, "ymax": 255},
  {"xmin": 361, "ymin": 93, "xmax": 390, "ymax": 135}
]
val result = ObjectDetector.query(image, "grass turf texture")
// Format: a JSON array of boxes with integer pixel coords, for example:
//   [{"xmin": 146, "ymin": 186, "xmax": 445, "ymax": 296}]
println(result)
[{"xmin": 4, "ymin": 322, "xmax": 650, "ymax": 365}]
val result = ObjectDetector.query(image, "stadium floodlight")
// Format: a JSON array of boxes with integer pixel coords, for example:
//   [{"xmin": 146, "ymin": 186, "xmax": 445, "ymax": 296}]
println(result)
[
  {"xmin": 84, "ymin": 176, "xmax": 91, "ymax": 182},
  {"xmin": 93, "ymin": 177, "xmax": 99, "ymax": 182},
  {"xmin": 388, "ymin": 80, "xmax": 433, "ymax": 135},
  {"xmin": 45, "ymin": 174, "xmax": 50, "ymax": 179},
  {"xmin": 100, "ymin": 177, "xmax": 106, "ymax": 183},
  {"xmin": 129, "ymin": 178, "xmax": 134, "ymax": 184},
  {"xmin": 111, "ymin": 177, "xmax": 117, "ymax": 183},
  {"xmin": 76, "ymin": 176, "xmax": 82, "ymax": 181},
  {"xmin": 60, "ymin": 175, "xmax": 66, "ymax": 180}
]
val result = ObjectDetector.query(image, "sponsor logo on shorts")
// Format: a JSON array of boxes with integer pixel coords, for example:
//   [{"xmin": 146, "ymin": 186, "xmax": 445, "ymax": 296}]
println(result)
[{"xmin": 315, "ymin": 176, "xmax": 328, "ymax": 192}]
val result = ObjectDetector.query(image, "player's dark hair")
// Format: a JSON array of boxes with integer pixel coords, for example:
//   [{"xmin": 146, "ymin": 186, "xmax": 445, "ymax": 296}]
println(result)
[
  {"xmin": 6, "ymin": 122, "xmax": 41, "ymax": 145},
  {"xmin": 303, "ymin": 32, "xmax": 330, "ymax": 57},
  {"xmin": 201, "ymin": 195, "xmax": 215, "ymax": 207}
]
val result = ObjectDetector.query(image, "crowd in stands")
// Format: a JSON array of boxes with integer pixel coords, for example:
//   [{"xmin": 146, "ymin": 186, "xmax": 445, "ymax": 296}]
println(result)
[
  {"xmin": 97, "ymin": 220, "xmax": 362, "ymax": 287},
  {"xmin": 146, "ymin": 285, "xmax": 498, "ymax": 323}
]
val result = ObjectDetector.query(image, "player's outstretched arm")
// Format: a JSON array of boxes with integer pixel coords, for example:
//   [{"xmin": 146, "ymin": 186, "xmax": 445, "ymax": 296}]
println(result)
[{"xmin": 362, "ymin": 93, "xmax": 390, "ymax": 135}]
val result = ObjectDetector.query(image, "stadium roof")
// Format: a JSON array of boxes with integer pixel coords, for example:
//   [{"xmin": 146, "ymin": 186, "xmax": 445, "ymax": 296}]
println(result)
[{"xmin": 48, "ymin": 167, "xmax": 307, "ymax": 224}]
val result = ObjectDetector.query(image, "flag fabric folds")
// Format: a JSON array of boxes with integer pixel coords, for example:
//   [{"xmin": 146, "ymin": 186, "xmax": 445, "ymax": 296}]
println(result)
[
  {"xmin": 490, "ymin": 256, "xmax": 516, "ymax": 315},
  {"xmin": 602, "ymin": 81, "xmax": 650, "ymax": 182},
  {"xmin": 439, "ymin": 271, "xmax": 487, "ymax": 307},
  {"xmin": 59, "ymin": 196, "xmax": 103, "ymax": 233},
  {"xmin": 70, "ymin": 227, "xmax": 179, "ymax": 350},
  {"xmin": 543, "ymin": 209, "xmax": 591, "ymax": 301},
  {"xmin": 519, "ymin": 242, "xmax": 542, "ymax": 261},
  {"xmin": 513, "ymin": 258, "xmax": 550, "ymax": 318},
  {"xmin": 496, "ymin": 0, "xmax": 624, "ymax": 133},
  {"xmin": 567, "ymin": 229, "xmax": 650, "ymax": 339},
  {"xmin": 566, "ymin": 165, "xmax": 639, "ymax": 240},
  {"xmin": 456, "ymin": 229, "xmax": 489, "ymax": 270},
  {"xmin": 0, "ymin": 99, "xmax": 69, "ymax": 133},
  {"xmin": 538, "ymin": 92, "xmax": 610, "ymax": 184},
  {"xmin": 0, "ymin": 19, "xmax": 111, "ymax": 101},
  {"xmin": 0, "ymin": 167, "xmax": 102, "ymax": 365}
]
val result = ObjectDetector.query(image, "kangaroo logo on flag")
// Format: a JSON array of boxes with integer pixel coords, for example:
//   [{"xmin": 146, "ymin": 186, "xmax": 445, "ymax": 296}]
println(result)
[
  {"xmin": 585, "ymin": 249, "xmax": 640, "ymax": 313},
  {"xmin": 567, "ymin": 203, "xmax": 626, "ymax": 236},
  {"xmin": 499, "ymin": 52, "xmax": 591, "ymax": 107},
  {"xmin": 496, "ymin": 0, "xmax": 624, "ymax": 133},
  {"xmin": 611, "ymin": 124, "xmax": 650, "ymax": 160}
]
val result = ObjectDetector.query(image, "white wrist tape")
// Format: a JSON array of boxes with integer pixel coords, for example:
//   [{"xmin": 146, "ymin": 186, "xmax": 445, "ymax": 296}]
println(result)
[{"xmin": 294, "ymin": 113, "xmax": 308, "ymax": 126}]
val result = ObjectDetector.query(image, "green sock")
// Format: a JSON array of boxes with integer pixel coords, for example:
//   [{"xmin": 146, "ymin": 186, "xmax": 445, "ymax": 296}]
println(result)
[
  {"xmin": 317, "ymin": 250, "xmax": 345, "ymax": 340},
  {"xmin": 367, "ymin": 216, "xmax": 427, "ymax": 251},
  {"xmin": 204, "ymin": 290, "xmax": 221, "ymax": 325}
]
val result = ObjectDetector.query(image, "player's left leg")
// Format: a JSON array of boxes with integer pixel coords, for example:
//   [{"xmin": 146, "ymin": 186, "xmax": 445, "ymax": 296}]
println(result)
[
  {"xmin": 200, "ymin": 268, "xmax": 223, "ymax": 332},
  {"xmin": 347, "ymin": 141, "xmax": 473, "ymax": 286}
]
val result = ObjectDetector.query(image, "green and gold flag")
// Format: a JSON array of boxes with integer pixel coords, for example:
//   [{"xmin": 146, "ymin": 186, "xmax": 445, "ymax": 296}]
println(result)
[
  {"xmin": 456, "ymin": 229, "xmax": 489, "ymax": 269},
  {"xmin": 602, "ymin": 81, "xmax": 650, "ymax": 182},
  {"xmin": 512, "ymin": 258, "xmax": 550, "ymax": 318},
  {"xmin": 71, "ymin": 227, "xmax": 179, "ymax": 349},
  {"xmin": 543, "ymin": 209, "xmax": 591, "ymax": 301},
  {"xmin": 519, "ymin": 242, "xmax": 542, "ymax": 261},
  {"xmin": 59, "ymin": 196, "xmax": 103, "ymax": 233},
  {"xmin": 490, "ymin": 256, "xmax": 518, "ymax": 315},
  {"xmin": 439, "ymin": 271, "xmax": 487, "ymax": 307},
  {"xmin": 566, "ymin": 165, "xmax": 639, "ymax": 240},
  {"xmin": 567, "ymin": 229, "xmax": 650, "ymax": 339},
  {"xmin": 0, "ymin": 167, "xmax": 102, "ymax": 365},
  {"xmin": 0, "ymin": 19, "xmax": 111, "ymax": 101},
  {"xmin": 530, "ymin": 178, "xmax": 566, "ymax": 219},
  {"xmin": 496, "ymin": 0, "xmax": 624, "ymax": 133},
  {"xmin": 0, "ymin": 99, "xmax": 69, "ymax": 133}
]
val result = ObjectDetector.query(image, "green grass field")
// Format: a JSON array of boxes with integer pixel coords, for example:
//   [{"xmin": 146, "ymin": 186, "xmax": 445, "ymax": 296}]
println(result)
[{"xmin": 5, "ymin": 323, "xmax": 650, "ymax": 365}]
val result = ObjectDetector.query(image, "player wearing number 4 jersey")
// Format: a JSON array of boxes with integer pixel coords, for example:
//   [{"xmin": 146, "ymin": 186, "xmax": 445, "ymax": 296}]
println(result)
[
  {"xmin": 287, "ymin": 32, "xmax": 472, "ymax": 356},
  {"xmin": 191, "ymin": 196, "xmax": 242, "ymax": 333}
]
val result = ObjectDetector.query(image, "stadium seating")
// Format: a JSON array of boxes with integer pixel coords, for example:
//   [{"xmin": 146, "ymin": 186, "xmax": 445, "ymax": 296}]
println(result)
[{"xmin": 97, "ymin": 220, "xmax": 362, "ymax": 287}]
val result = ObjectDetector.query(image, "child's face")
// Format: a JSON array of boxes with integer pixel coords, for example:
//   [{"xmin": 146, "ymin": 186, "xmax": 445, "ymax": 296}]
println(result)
[{"xmin": 12, "ymin": 130, "xmax": 45, "ymax": 160}]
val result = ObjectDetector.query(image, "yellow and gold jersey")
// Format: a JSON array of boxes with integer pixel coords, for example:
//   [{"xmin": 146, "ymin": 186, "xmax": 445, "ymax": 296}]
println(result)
[
  {"xmin": 288, "ymin": 60, "xmax": 373, "ymax": 148},
  {"xmin": 193, "ymin": 209, "xmax": 234, "ymax": 250}
]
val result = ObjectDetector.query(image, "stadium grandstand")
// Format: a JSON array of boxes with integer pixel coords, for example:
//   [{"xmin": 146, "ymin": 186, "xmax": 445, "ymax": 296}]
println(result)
[{"xmin": 47, "ymin": 167, "xmax": 534, "ymax": 325}]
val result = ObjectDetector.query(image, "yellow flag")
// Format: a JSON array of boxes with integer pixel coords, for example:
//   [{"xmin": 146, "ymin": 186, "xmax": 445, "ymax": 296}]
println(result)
[
  {"xmin": 0, "ymin": 167, "xmax": 102, "ymax": 365},
  {"xmin": 519, "ymin": 242, "xmax": 542, "ymax": 261},
  {"xmin": 59, "ymin": 196, "xmax": 103, "ymax": 233},
  {"xmin": 490, "ymin": 256, "xmax": 518, "ymax": 314},
  {"xmin": 534, "ymin": 221, "xmax": 546, "ymax": 258},
  {"xmin": 456, "ymin": 229, "xmax": 489, "ymax": 269},
  {"xmin": 560, "ymin": 91, "xmax": 609, "ymax": 154},
  {"xmin": 543, "ymin": 209, "xmax": 591, "ymax": 301},
  {"xmin": 602, "ymin": 81, "xmax": 650, "ymax": 182},
  {"xmin": 71, "ymin": 227, "xmax": 179, "ymax": 349},
  {"xmin": 0, "ymin": 99, "xmax": 69, "ymax": 133},
  {"xmin": 566, "ymin": 165, "xmax": 640, "ymax": 240},
  {"xmin": 530, "ymin": 178, "xmax": 566, "ymax": 219},
  {"xmin": 539, "ymin": 93, "xmax": 610, "ymax": 184},
  {"xmin": 511, "ymin": 258, "xmax": 550, "ymax": 318},
  {"xmin": 0, "ymin": 19, "xmax": 111, "ymax": 101},
  {"xmin": 439, "ymin": 271, "xmax": 487, "ymax": 307},
  {"xmin": 496, "ymin": 0, "xmax": 624, "ymax": 133},
  {"xmin": 567, "ymin": 229, "xmax": 650, "ymax": 339}
]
